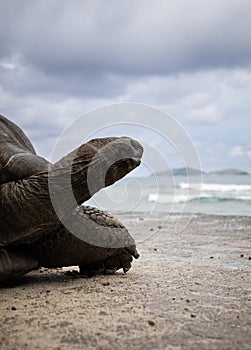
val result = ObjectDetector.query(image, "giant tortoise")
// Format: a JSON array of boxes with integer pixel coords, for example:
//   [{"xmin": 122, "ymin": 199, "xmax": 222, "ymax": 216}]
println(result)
[{"xmin": 0, "ymin": 115, "xmax": 143, "ymax": 282}]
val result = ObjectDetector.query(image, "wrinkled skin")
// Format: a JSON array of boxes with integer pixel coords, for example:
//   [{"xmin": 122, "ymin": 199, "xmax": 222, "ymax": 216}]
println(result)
[{"xmin": 0, "ymin": 115, "xmax": 143, "ymax": 283}]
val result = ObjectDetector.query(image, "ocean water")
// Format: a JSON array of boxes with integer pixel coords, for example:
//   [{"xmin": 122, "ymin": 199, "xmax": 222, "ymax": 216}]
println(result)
[{"xmin": 86, "ymin": 174, "xmax": 251, "ymax": 217}]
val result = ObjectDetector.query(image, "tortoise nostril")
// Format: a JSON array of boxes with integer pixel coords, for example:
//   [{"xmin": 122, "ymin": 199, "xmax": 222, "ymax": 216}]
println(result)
[
  {"xmin": 130, "ymin": 139, "xmax": 139, "ymax": 149},
  {"xmin": 130, "ymin": 139, "xmax": 144, "ymax": 157}
]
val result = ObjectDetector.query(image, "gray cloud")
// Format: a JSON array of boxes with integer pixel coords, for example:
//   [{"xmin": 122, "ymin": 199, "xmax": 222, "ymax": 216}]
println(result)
[
  {"xmin": 1, "ymin": 0, "xmax": 251, "ymax": 79},
  {"xmin": 0, "ymin": 0, "xmax": 251, "ymax": 172}
]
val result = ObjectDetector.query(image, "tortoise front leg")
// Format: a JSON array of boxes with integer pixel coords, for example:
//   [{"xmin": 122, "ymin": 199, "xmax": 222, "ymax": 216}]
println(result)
[
  {"xmin": 29, "ymin": 205, "xmax": 139, "ymax": 275},
  {"xmin": 0, "ymin": 247, "xmax": 38, "ymax": 283}
]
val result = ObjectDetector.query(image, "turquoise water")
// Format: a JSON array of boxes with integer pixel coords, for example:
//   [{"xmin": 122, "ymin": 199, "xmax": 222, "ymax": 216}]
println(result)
[{"xmin": 86, "ymin": 174, "xmax": 251, "ymax": 217}]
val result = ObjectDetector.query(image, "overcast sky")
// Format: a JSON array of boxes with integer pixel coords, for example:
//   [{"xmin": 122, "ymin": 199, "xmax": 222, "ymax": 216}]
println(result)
[{"xmin": 0, "ymin": 0, "xmax": 251, "ymax": 173}]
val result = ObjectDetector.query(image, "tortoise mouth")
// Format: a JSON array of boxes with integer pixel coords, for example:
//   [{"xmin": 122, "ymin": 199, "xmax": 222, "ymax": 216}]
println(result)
[
  {"xmin": 104, "ymin": 157, "xmax": 141, "ymax": 186},
  {"xmin": 129, "ymin": 158, "xmax": 141, "ymax": 171},
  {"xmin": 114, "ymin": 157, "xmax": 141, "ymax": 171}
]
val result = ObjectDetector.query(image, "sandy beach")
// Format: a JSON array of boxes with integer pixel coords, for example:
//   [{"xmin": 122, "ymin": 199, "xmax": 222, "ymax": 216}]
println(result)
[{"xmin": 0, "ymin": 214, "xmax": 250, "ymax": 350}]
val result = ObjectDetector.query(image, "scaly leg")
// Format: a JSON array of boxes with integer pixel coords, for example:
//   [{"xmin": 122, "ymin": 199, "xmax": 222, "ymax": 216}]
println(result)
[{"xmin": 29, "ymin": 206, "xmax": 139, "ymax": 276}]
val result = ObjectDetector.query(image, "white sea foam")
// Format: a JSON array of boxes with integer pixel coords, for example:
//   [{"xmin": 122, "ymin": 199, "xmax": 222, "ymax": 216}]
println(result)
[
  {"xmin": 179, "ymin": 182, "xmax": 251, "ymax": 192},
  {"xmin": 148, "ymin": 192, "xmax": 251, "ymax": 204},
  {"xmin": 149, "ymin": 181, "xmax": 251, "ymax": 204},
  {"xmin": 148, "ymin": 193, "xmax": 201, "ymax": 204},
  {"xmin": 236, "ymin": 195, "xmax": 251, "ymax": 200}
]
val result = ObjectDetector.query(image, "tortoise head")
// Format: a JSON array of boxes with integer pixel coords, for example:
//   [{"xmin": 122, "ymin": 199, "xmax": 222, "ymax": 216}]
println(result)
[
  {"xmin": 73, "ymin": 137, "xmax": 143, "ymax": 200},
  {"xmin": 85, "ymin": 137, "xmax": 143, "ymax": 188},
  {"xmin": 50, "ymin": 136, "xmax": 143, "ymax": 207}
]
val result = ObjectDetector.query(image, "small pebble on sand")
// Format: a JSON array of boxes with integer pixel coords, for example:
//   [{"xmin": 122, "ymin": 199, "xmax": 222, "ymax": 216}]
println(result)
[{"xmin": 102, "ymin": 281, "xmax": 110, "ymax": 286}]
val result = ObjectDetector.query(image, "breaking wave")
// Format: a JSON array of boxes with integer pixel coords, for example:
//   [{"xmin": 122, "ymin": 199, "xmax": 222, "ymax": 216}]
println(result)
[
  {"xmin": 179, "ymin": 182, "xmax": 251, "ymax": 192},
  {"xmin": 148, "ymin": 181, "xmax": 251, "ymax": 204},
  {"xmin": 148, "ymin": 193, "xmax": 251, "ymax": 204}
]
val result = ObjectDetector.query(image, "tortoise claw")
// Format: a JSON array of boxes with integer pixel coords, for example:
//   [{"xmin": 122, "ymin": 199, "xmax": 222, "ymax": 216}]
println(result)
[
  {"xmin": 123, "ymin": 262, "xmax": 131, "ymax": 273},
  {"xmin": 125, "ymin": 246, "xmax": 140, "ymax": 259},
  {"xmin": 79, "ymin": 247, "xmax": 139, "ymax": 277}
]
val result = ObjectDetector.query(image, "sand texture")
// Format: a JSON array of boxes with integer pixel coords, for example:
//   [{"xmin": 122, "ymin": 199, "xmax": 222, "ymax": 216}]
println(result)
[{"xmin": 0, "ymin": 214, "xmax": 250, "ymax": 350}]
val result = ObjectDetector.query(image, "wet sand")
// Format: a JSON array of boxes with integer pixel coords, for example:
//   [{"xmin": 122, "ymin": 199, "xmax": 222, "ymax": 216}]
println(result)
[{"xmin": 0, "ymin": 214, "xmax": 250, "ymax": 350}]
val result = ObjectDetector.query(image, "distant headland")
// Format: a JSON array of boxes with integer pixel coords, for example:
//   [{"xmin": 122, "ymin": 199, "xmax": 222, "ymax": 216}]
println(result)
[{"xmin": 149, "ymin": 167, "xmax": 250, "ymax": 177}]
